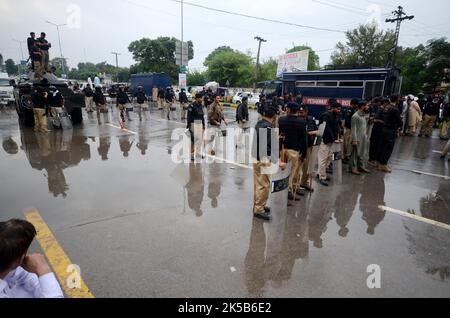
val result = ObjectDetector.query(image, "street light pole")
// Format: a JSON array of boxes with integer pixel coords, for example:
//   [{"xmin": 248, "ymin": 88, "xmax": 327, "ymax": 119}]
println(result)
[
  {"xmin": 12, "ymin": 39, "xmax": 25, "ymax": 74},
  {"xmin": 46, "ymin": 20, "xmax": 67, "ymax": 75},
  {"xmin": 111, "ymin": 52, "xmax": 121, "ymax": 82},
  {"xmin": 12, "ymin": 39, "xmax": 24, "ymax": 61}
]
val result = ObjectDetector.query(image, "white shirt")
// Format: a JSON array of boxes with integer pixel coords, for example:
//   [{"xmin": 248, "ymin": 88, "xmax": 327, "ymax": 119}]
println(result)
[
  {"xmin": 94, "ymin": 76, "xmax": 101, "ymax": 87},
  {"xmin": 0, "ymin": 267, "xmax": 64, "ymax": 298}
]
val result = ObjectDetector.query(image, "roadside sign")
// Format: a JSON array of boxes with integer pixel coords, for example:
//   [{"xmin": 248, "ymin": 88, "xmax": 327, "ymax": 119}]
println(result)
[
  {"xmin": 179, "ymin": 73, "xmax": 187, "ymax": 89},
  {"xmin": 176, "ymin": 40, "xmax": 189, "ymax": 66}
]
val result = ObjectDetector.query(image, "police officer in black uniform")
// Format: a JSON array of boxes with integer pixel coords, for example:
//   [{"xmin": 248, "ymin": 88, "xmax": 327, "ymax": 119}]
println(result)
[
  {"xmin": 378, "ymin": 94, "xmax": 403, "ymax": 173},
  {"xmin": 278, "ymin": 102, "xmax": 308, "ymax": 201},
  {"xmin": 187, "ymin": 94, "xmax": 206, "ymax": 160}
]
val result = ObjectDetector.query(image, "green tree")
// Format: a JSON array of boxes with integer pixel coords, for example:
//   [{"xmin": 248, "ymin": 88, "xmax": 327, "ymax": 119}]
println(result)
[
  {"xmin": 0, "ymin": 53, "xmax": 3, "ymax": 67},
  {"xmin": 187, "ymin": 71, "xmax": 207, "ymax": 86},
  {"xmin": 5, "ymin": 59, "xmax": 18, "ymax": 76},
  {"xmin": 423, "ymin": 38, "xmax": 450, "ymax": 92},
  {"xmin": 50, "ymin": 58, "xmax": 69, "ymax": 77},
  {"xmin": 396, "ymin": 45, "xmax": 428, "ymax": 94},
  {"xmin": 128, "ymin": 37, "xmax": 194, "ymax": 80},
  {"xmin": 206, "ymin": 50, "xmax": 254, "ymax": 87},
  {"xmin": 204, "ymin": 46, "xmax": 234, "ymax": 67},
  {"xmin": 286, "ymin": 45, "xmax": 320, "ymax": 70},
  {"xmin": 259, "ymin": 58, "xmax": 278, "ymax": 81},
  {"xmin": 331, "ymin": 24, "xmax": 395, "ymax": 68},
  {"xmin": 117, "ymin": 68, "xmax": 131, "ymax": 82}
]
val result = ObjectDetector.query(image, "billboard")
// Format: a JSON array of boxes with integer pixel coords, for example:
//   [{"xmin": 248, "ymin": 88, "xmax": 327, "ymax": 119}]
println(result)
[{"xmin": 276, "ymin": 49, "xmax": 309, "ymax": 77}]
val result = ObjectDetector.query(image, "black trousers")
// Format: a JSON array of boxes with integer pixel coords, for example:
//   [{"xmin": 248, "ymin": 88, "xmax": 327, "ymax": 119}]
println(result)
[
  {"xmin": 369, "ymin": 126, "xmax": 383, "ymax": 162},
  {"xmin": 378, "ymin": 128, "xmax": 396, "ymax": 165}
]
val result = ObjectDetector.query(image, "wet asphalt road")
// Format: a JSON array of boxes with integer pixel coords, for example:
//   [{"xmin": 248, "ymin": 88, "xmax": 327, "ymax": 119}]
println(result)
[{"xmin": 0, "ymin": 105, "xmax": 449, "ymax": 298}]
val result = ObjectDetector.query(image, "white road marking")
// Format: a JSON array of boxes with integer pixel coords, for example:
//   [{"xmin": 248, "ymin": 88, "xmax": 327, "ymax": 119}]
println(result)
[
  {"xmin": 204, "ymin": 154, "xmax": 253, "ymax": 170},
  {"xmin": 411, "ymin": 170, "xmax": 450, "ymax": 180},
  {"xmin": 230, "ymin": 267, "xmax": 237, "ymax": 272},
  {"xmin": 378, "ymin": 205, "xmax": 450, "ymax": 230},
  {"xmin": 432, "ymin": 150, "xmax": 443, "ymax": 154},
  {"xmin": 150, "ymin": 117, "xmax": 186, "ymax": 126},
  {"xmin": 106, "ymin": 123, "xmax": 138, "ymax": 135}
]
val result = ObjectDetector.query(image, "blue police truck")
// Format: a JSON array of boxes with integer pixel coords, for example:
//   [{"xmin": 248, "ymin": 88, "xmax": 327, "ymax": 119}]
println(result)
[
  {"xmin": 130, "ymin": 73, "xmax": 172, "ymax": 99},
  {"xmin": 261, "ymin": 67, "xmax": 402, "ymax": 118}
]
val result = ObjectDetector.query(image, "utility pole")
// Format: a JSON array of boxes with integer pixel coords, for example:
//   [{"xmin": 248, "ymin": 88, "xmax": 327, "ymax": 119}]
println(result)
[
  {"xmin": 181, "ymin": 0, "xmax": 184, "ymax": 68},
  {"xmin": 12, "ymin": 39, "xmax": 24, "ymax": 61},
  {"xmin": 12, "ymin": 39, "xmax": 25, "ymax": 74},
  {"xmin": 385, "ymin": 6, "xmax": 414, "ymax": 68},
  {"xmin": 254, "ymin": 36, "xmax": 267, "ymax": 91},
  {"xmin": 46, "ymin": 21, "xmax": 67, "ymax": 75},
  {"xmin": 111, "ymin": 52, "xmax": 121, "ymax": 82}
]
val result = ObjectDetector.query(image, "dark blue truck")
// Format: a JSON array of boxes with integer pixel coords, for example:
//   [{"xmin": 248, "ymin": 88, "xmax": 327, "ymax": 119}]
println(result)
[
  {"xmin": 260, "ymin": 67, "xmax": 402, "ymax": 118},
  {"xmin": 130, "ymin": 73, "xmax": 171, "ymax": 100}
]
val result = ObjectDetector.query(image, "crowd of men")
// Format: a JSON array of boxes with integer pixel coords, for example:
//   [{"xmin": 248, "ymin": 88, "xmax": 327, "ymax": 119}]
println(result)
[{"xmin": 251, "ymin": 92, "xmax": 450, "ymax": 222}]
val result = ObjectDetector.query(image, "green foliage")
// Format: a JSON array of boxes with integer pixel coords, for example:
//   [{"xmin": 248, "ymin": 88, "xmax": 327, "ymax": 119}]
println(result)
[
  {"xmin": 5, "ymin": 59, "xmax": 18, "ymax": 76},
  {"xmin": 206, "ymin": 50, "xmax": 254, "ymax": 87},
  {"xmin": 396, "ymin": 45, "xmax": 428, "ymax": 94},
  {"xmin": 67, "ymin": 61, "xmax": 130, "ymax": 82},
  {"xmin": 187, "ymin": 71, "xmax": 207, "ymax": 86},
  {"xmin": 128, "ymin": 37, "xmax": 194, "ymax": 80},
  {"xmin": 50, "ymin": 58, "xmax": 69, "ymax": 77},
  {"xmin": 422, "ymin": 38, "xmax": 450, "ymax": 91},
  {"xmin": 286, "ymin": 45, "xmax": 320, "ymax": 70},
  {"xmin": 331, "ymin": 24, "xmax": 395, "ymax": 68},
  {"xmin": 396, "ymin": 38, "xmax": 450, "ymax": 94},
  {"xmin": 204, "ymin": 46, "xmax": 234, "ymax": 67},
  {"xmin": 259, "ymin": 58, "xmax": 278, "ymax": 81}
]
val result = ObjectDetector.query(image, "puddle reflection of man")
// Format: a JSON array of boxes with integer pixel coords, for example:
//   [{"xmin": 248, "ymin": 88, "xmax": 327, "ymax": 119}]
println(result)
[
  {"xmin": 334, "ymin": 182, "xmax": 360, "ymax": 238},
  {"xmin": 119, "ymin": 135, "xmax": 133, "ymax": 158},
  {"xmin": 308, "ymin": 207, "xmax": 333, "ymax": 248},
  {"xmin": 137, "ymin": 131, "xmax": 149, "ymax": 156},
  {"xmin": 98, "ymin": 136, "xmax": 111, "ymax": 161},
  {"xmin": 360, "ymin": 173, "xmax": 386, "ymax": 235},
  {"xmin": 244, "ymin": 219, "xmax": 266, "ymax": 297},
  {"xmin": 185, "ymin": 163, "xmax": 204, "ymax": 217}
]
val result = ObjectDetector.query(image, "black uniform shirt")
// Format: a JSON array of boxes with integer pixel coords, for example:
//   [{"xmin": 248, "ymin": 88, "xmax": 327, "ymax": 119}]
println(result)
[
  {"xmin": 278, "ymin": 115, "xmax": 308, "ymax": 158},
  {"xmin": 117, "ymin": 91, "xmax": 130, "ymax": 105},
  {"xmin": 423, "ymin": 102, "xmax": 440, "ymax": 116},
  {"xmin": 83, "ymin": 87, "xmax": 94, "ymax": 97},
  {"xmin": 93, "ymin": 91, "xmax": 106, "ymax": 105},
  {"xmin": 37, "ymin": 38, "xmax": 50, "ymax": 51},
  {"xmin": 134, "ymin": 91, "xmax": 148, "ymax": 104},
  {"xmin": 382, "ymin": 105, "xmax": 403, "ymax": 131},
  {"xmin": 49, "ymin": 92, "xmax": 64, "ymax": 108},
  {"xmin": 319, "ymin": 111, "xmax": 340, "ymax": 144},
  {"xmin": 236, "ymin": 102, "xmax": 249, "ymax": 123},
  {"xmin": 31, "ymin": 91, "xmax": 47, "ymax": 109},
  {"xmin": 187, "ymin": 101, "xmax": 205, "ymax": 129},
  {"xmin": 443, "ymin": 102, "xmax": 450, "ymax": 118},
  {"xmin": 343, "ymin": 107, "xmax": 356, "ymax": 129},
  {"xmin": 27, "ymin": 37, "xmax": 35, "ymax": 54},
  {"xmin": 305, "ymin": 115, "xmax": 318, "ymax": 147},
  {"xmin": 179, "ymin": 92, "xmax": 189, "ymax": 103},
  {"xmin": 253, "ymin": 119, "xmax": 273, "ymax": 161}
]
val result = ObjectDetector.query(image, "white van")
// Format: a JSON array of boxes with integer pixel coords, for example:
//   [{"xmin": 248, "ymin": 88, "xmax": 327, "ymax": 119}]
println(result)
[{"xmin": 0, "ymin": 72, "xmax": 15, "ymax": 106}]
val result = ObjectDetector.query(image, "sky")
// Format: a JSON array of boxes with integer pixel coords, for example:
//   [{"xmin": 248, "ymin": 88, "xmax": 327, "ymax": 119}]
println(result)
[{"xmin": 1, "ymin": 0, "xmax": 449, "ymax": 73}]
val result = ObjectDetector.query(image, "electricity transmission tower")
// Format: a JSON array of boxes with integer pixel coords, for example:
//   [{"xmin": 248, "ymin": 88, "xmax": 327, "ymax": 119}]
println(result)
[{"xmin": 385, "ymin": 6, "xmax": 414, "ymax": 68}]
